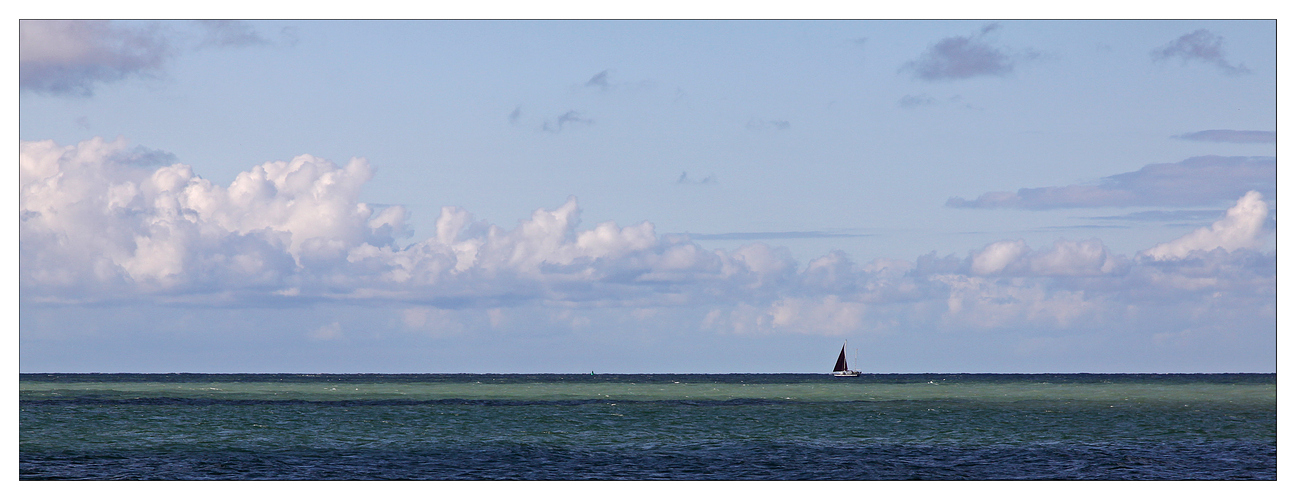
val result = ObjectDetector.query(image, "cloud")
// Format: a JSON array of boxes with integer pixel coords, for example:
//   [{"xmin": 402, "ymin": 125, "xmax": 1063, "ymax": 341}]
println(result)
[
  {"xmin": 196, "ymin": 20, "xmax": 272, "ymax": 49},
  {"xmin": 968, "ymin": 240, "xmax": 1029, "ymax": 275},
  {"xmin": 308, "ymin": 321, "xmax": 344, "ymax": 341},
  {"xmin": 901, "ymin": 23, "xmax": 1034, "ymax": 81},
  {"xmin": 24, "ymin": 138, "xmax": 795, "ymax": 306},
  {"xmin": 542, "ymin": 111, "xmax": 593, "ymax": 132},
  {"xmin": 1174, "ymin": 130, "xmax": 1275, "ymax": 144},
  {"xmin": 745, "ymin": 119, "xmax": 792, "ymax": 131},
  {"xmin": 685, "ymin": 231, "xmax": 867, "ymax": 241},
  {"xmin": 1152, "ymin": 29, "xmax": 1249, "ymax": 75},
  {"xmin": 898, "ymin": 94, "xmax": 936, "ymax": 108},
  {"xmin": 109, "ymin": 145, "xmax": 179, "ymax": 168},
  {"xmin": 20, "ymin": 20, "xmax": 279, "ymax": 96},
  {"xmin": 965, "ymin": 238, "xmax": 1126, "ymax": 277},
  {"xmin": 20, "ymin": 137, "xmax": 403, "ymax": 297},
  {"xmin": 1141, "ymin": 191, "xmax": 1269, "ymax": 260},
  {"xmin": 699, "ymin": 220, "xmax": 1271, "ymax": 337},
  {"xmin": 675, "ymin": 172, "xmax": 716, "ymax": 185},
  {"xmin": 20, "ymin": 20, "xmax": 173, "ymax": 96},
  {"xmin": 947, "ymin": 155, "xmax": 1275, "ymax": 210},
  {"xmin": 577, "ymin": 69, "xmax": 652, "ymax": 93},
  {"xmin": 278, "ymin": 26, "xmax": 301, "ymax": 47},
  {"xmin": 710, "ymin": 295, "xmax": 868, "ymax": 336},
  {"xmin": 512, "ymin": 70, "xmax": 653, "ymax": 132},
  {"xmin": 401, "ymin": 306, "xmax": 469, "ymax": 336},
  {"xmin": 898, "ymin": 94, "xmax": 976, "ymax": 110},
  {"xmin": 585, "ymin": 70, "xmax": 610, "ymax": 90},
  {"xmin": 1084, "ymin": 209, "xmax": 1229, "ymax": 223},
  {"xmin": 21, "ymin": 138, "xmax": 1273, "ymax": 344}
]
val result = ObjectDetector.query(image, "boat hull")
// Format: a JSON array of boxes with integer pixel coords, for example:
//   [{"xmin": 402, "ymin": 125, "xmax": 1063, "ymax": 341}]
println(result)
[{"xmin": 832, "ymin": 371, "xmax": 861, "ymax": 377}]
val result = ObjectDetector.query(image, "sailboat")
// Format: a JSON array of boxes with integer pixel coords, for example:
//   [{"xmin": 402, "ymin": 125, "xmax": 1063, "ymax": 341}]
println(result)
[{"xmin": 832, "ymin": 341, "xmax": 861, "ymax": 377}]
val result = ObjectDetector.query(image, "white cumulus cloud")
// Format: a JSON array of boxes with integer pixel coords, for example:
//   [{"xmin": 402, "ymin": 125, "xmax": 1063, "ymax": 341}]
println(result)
[
  {"xmin": 1141, "ymin": 191, "xmax": 1269, "ymax": 260},
  {"xmin": 21, "ymin": 138, "xmax": 783, "ymax": 306},
  {"xmin": 20, "ymin": 138, "xmax": 1274, "ymax": 343},
  {"xmin": 970, "ymin": 240, "xmax": 1029, "ymax": 275},
  {"xmin": 20, "ymin": 137, "xmax": 403, "ymax": 297}
]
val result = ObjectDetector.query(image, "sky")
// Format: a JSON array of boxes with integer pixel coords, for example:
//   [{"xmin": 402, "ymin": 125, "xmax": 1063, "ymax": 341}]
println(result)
[{"xmin": 15, "ymin": 18, "xmax": 1279, "ymax": 373}]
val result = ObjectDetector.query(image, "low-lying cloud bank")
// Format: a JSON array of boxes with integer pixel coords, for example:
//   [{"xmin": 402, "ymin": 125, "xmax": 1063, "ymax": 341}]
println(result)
[
  {"xmin": 1175, "ymin": 129, "xmax": 1275, "ymax": 144},
  {"xmin": 21, "ymin": 138, "xmax": 1275, "ymax": 339},
  {"xmin": 946, "ymin": 155, "xmax": 1274, "ymax": 210}
]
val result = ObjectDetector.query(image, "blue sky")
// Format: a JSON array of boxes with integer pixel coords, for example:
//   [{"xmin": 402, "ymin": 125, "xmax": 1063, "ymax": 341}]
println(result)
[{"xmin": 17, "ymin": 19, "xmax": 1277, "ymax": 373}]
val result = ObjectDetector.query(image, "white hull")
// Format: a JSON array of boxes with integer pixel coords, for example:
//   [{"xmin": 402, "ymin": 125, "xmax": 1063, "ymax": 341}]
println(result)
[{"xmin": 833, "ymin": 371, "xmax": 860, "ymax": 377}]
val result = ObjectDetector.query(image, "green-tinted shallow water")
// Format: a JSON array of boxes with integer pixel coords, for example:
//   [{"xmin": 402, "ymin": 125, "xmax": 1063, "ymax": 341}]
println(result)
[{"xmin": 20, "ymin": 374, "xmax": 1276, "ymax": 480}]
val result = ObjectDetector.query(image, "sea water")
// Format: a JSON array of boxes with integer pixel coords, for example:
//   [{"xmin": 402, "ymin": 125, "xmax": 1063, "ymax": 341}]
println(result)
[{"xmin": 19, "ymin": 373, "xmax": 1276, "ymax": 480}]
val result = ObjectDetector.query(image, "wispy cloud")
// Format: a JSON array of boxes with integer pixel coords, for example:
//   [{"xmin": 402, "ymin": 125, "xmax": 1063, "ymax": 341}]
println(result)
[
  {"xmin": 675, "ymin": 172, "xmax": 716, "ymax": 185},
  {"xmin": 1152, "ymin": 29, "xmax": 1249, "ymax": 75},
  {"xmin": 683, "ymin": 231, "xmax": 870, "ymax": 241},
  {"xmin": 109, "ymin": 145, "xmax": 179, "ymax": 167},
  {"xmin": 898, "ymin": 93, "xmax": 975, "ymax": 110},
  {"xmin": 585, "ymin": 70, "xmax": 610, "ymax": 90},
  {"xmin": 1174, "ymin": 129, "xmax": 1275, "ymax": 144},
  {"xmin": 1083, "ymin": 209, "xmax": 1226, "ymax": 223},
  {"xmin": 578, "ymin": 69, "xmax": 652, "ymax": 93},
  {"xmin": 542, "ymin": 110, "xmax": 594, "ymax": 132},
  {"xmin": 901, "ymin": 23, "xmax": 1036, "ymax": 82},
  {"xmin": 746, "ymin": 119, "xmax": 791, "ymax": 131},
  {"xmin": 308, "ymin": 321, "xmax": 345, "ymax": 341},
  {"xmin": 947, "ymin": 156, "xmax": 1275, "ymax": 210},
  {"xmin": 898, "ymin": 94, "xmax": 937, "ymax": 108},
  {"xmin": 1024, "ymin": 224, "xmax": 1129, "ymax": 232},
  {"xmin": 195, "ymin": 20, "xmax": 272, "ymax": 49}
]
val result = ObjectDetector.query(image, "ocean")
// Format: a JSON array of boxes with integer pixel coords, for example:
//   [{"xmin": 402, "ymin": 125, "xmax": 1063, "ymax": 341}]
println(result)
[{"xmin": 19, "ymin": 373, "xmax": 1276, "ymax": 480}]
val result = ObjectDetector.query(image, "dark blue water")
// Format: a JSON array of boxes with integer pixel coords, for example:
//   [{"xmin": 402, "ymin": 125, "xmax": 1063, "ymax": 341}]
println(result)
[{"xmin": 20, "ymin": 373, "xmax": 1276, "ymax": 480}]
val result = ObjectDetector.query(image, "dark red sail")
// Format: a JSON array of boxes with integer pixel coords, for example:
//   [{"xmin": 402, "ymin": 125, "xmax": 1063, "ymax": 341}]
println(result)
[{"xmin": 833, "ymin": 345, "xmax": 848, "ymax": 372}]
